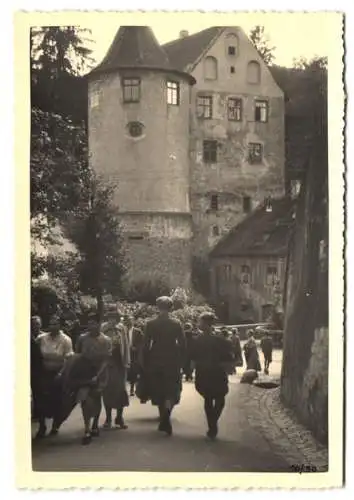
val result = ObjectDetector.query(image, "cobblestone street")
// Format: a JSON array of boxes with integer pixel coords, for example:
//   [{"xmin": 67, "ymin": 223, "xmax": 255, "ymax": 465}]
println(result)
[{"xmin": 31, "ymin": 349, "xmax": 328, "ymax": 473}]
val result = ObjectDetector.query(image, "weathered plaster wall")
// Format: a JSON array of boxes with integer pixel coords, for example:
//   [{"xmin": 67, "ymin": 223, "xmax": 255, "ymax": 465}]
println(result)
[
  {"xmin": 89, "ymin": 70, "xmax": 191, "ymax": 213},
  {"xmin": 280, "ymin": 136, "xmax": 328, "ymax": 444},
  {"xmin": 88, "ymin": 69, "xmax": 193, "ymax": 289},
  {"xmin": 189, "ymin": 27, "xmax": 285, "ymax": 255},
  {"xmin": 209, "ymin": 255, "xmax": 285, "ymax": 323}
]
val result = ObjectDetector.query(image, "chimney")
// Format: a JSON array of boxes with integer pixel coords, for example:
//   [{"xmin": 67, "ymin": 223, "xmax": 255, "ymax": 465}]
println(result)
[{"xmin": 179, "ymin": 30, "xmax": 189, "ymax": 39}]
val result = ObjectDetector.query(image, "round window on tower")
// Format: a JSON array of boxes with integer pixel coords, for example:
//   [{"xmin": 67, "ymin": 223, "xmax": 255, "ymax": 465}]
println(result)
[{"xmin": 127, "ymin": 121, "xmax": 144, "ymax": 138}]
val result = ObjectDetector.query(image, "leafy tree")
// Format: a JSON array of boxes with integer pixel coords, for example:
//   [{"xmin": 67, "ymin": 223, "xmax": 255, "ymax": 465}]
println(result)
[
  {"xmin": 67, "ymin": 175, "xmax": 127, "ymax": 319},
  {"xmin": 31, "ymin": 26, "xmax": 94, "ymax": 77},
  {"xmin": 249, "ymin": 25, "xmax": 275, "ymax": 65},
  {"xmin": 270, "ymin": 56, "xmax": 327, "ymax": 190},
  {"xmin": 30, "ymin": 108, "xmax": 90, "ymax": 246},
  {"xmin": 31, "ymin": 27, "xmax": 93, "ymax": 122}
]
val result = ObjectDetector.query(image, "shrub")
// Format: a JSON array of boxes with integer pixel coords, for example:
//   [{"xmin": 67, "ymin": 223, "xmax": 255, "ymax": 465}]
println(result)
[{"xmin": 122, "ymin": 279, "xmax": 170, "ymax": 305}]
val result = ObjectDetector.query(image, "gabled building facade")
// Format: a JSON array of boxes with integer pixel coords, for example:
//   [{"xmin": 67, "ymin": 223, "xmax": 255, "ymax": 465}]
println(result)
[
  {"xmin": 164, "ymin": 27, "xmax": 285, "ymax": 254},
  {"xmin": 209, "ymin": 198, "xmax": 294, "ymax": 323},
  {"xmin": 88, "ymin": 26, "xmax": 285, "ymax": 293}
]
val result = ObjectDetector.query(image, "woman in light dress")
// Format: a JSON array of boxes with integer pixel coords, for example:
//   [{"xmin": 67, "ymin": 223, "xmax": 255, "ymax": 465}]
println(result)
[{"xmin": 34, "ymin": 314, "xmax": 73, "ymax": 439}]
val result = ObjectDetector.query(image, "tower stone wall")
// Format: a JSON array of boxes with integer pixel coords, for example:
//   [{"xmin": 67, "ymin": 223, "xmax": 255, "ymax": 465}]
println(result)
[{"xmin": 88, "ymin": 27, "xmax": 195, "ymax": 291}]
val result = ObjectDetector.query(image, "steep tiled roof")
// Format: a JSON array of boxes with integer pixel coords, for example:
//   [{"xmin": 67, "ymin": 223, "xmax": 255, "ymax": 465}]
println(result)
[
  {"xmin": 89, "ymin": 26, "xmax": 195, "ymax": 83},
  {"xmin": 210, "ymin": 198, "xmax": 295, "ymax": 258},
  {"xmin": 162, "ymin": 27, "xmax": 223, "ymax": 71}
]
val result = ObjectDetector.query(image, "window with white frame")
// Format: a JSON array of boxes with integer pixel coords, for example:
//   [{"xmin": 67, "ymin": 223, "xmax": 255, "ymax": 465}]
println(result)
[
  {"xmin": 167, "ymin": 81, "xmax": 180, "ymax": 105},
  {"xmin": 223, "ymin": 264, "xmax": 232, "ymax": 281},
  {"xmin": 228, "ymin": 97, "xmax": 242, "ymax": 121},
  {"xmin": 248, "ymin": 143, "xmax": 263, "ymax": 164},
  {"xmin": 197, "ymin": 96, "xmax": 213, "ymax": 119},
  {"xmin": 241, "ymin": 264, "xmax": 251, "ymax": 284},
  {"xmin": 266, "ymin": 265, "xmax": 277, "ymax": 286},
  {"xmin": 122, "ymin": 78, "xmax": 141, "ymax": 103},
  {"xmin": 203, "ymin": 140, "xmax": 218, "ymax": 163},
  {"xmin": 255, "ymin": 100, "xmax": 269, "ymax": 122}
]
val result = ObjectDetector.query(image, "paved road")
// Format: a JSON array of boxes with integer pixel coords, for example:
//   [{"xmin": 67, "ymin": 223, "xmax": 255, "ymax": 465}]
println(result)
[{"xmin": 32, "ymin": 351, "xmax": 287, "ymax": 473}]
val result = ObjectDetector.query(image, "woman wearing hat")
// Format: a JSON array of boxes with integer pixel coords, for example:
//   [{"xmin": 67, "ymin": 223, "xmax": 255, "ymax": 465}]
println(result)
[
  {"xmin": 244, "ymin": 329, "xmax": 261, "ymax": 372},
  {"xmin": 142, "ymin": 296, "xmax": 186, "ymax": 436}
]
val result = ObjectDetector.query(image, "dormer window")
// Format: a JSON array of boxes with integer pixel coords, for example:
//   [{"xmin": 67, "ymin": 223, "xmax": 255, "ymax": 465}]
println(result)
[
  {"xmin": 122, "ymin": 78, "xmax": 140, "ymax": 103},
  {"xmin": 167, "ymin": 81, "xmax": 180, "ymax": 105}
]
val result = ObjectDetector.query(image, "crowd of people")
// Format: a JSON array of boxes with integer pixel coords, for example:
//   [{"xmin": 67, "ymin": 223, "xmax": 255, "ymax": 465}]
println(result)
[{"xmin": 30, "ymin": 298, "xmax": 274, "ymax": 445}]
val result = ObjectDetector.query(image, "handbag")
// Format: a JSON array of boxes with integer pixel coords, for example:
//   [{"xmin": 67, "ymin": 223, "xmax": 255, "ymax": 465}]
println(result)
[{"xmin": 135, "ymin": 372, "xmax": 150, "ymax": 403}]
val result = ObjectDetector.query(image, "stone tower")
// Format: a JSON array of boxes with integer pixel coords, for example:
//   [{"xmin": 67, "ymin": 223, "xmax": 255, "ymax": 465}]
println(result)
[{"xmin": 88, "ymin": 27, "xmax": 196, "ymax": 291}]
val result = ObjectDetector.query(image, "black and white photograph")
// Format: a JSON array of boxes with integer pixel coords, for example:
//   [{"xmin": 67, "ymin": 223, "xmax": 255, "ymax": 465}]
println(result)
[{"xmin": 13, "ymin": 10, "xmax": 344, "ymax": 488}]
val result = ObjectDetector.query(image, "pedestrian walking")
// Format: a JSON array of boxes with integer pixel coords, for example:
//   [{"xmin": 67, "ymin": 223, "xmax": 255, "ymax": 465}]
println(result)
[
  {"xmin": 243, "ymin": 329, "xmax": 261, "ymax": 372},
  {"xmin": 101, "ymin": 307, "xmax": 130, "ymax": 430},
  {"xmin": 191, "ymin": 312, "xmax": 234, "ymax": 439},
  {"xmin": 230, "ymin": 328, "xmax": 243, "ymax": 373},
  {"xmin": 126, "ymin": 317, "xmax": 144, "ymax": 396},
  {"xmin": 34, "ymin": 314, "xmax": 74, "ymax": 439},
  {"xmin": 260, "ymin": 331, "xmax": 273, "ymax": 375},
  {"xmin": 30, "ymin": 316, "xmax": 44, "ymax": 421},
  {"xmin": 75, "ymin": 311, "xmax": 112, "ymax": 445},
  {"xmin": 142, "ymin": 296, "xmax": 186, "ymax": 436},
  {"xmin": 183, "ymin": 323, "xmax": 195, "ymax": 382}
]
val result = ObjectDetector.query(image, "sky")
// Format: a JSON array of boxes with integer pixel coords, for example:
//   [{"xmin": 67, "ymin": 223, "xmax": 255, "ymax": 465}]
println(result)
[{"xmin": 83, "ymin": 12, "xmax": 332, "ymax": 69}]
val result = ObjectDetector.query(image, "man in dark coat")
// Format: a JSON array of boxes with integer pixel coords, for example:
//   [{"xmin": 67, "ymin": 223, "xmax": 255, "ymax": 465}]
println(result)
[
  {"xmin": 191, "ymin": 312, "xmax": 234, "ymax": 439},
  {"xmin": 142, "ymin": 296, "xmax": 186, "ymax": 436},
  {"xmin": 260, "ymin": 331, "xmax": 273, "ymax": 375}
]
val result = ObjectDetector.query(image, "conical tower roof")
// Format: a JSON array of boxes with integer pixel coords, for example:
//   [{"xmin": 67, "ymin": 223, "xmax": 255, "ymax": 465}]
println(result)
[{"xmin": 89, "ymin": 26, "xmax": 195, "ymax": 83}]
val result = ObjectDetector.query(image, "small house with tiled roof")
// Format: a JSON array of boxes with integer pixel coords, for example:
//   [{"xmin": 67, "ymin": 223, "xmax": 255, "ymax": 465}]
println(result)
[
  {"xmin": 209, "ymin": 197, "xmax": 294, "ymax": 323},
  {"xmin": 88, "ymin": 26, "xmax": 285, "ymax": 294}
]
